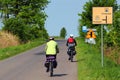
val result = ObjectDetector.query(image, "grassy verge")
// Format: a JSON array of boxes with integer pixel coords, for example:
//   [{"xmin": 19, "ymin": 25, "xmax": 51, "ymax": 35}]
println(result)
[
  {"xmin": 76, "ymin": 38, "xmax": 120, "ymax": 80},
  {"xmin": 0, "ymin": 38, "xmax": 45, "ymax": 60}
]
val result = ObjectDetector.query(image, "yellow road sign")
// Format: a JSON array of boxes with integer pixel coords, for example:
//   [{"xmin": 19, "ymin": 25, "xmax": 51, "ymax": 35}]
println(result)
[
  {"xmin": 86, "ymin": 29, "xmax": 96, "ymax": 39},
  {"xmin": 92, "ymin": 7, "xmax": 113, "ymax": 24}
]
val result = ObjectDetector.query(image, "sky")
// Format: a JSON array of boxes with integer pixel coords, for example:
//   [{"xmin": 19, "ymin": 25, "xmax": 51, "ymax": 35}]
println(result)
[
  {"xmin": 45, "ymin": 0, "xmax": 120, "ymax": 38},
  {"xmin": 0, "ymin": 0, "xmax": 120, "ymax": 38},
  {"xmin": 45, "ymin": 0, "xmax": 86, "ymax": 38}
]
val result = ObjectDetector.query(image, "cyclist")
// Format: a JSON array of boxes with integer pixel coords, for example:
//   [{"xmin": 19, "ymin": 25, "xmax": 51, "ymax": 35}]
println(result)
[
  {"xmin": 45, "ymin": 37, "xmax": 59, "ymax": 72},
  {"xmin": 66, "ymin": 34, "xmax": 77, "ymax": 60}
]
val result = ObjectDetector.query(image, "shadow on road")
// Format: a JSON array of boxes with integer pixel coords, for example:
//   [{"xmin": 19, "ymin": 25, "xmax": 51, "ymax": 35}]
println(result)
[
  {"xmin": 76, "ymin": 58, "xmax": 85, "ymax": 62},
  {"xmin": 71, "ymin": 58, "xmax": 85, "ymax": 62},
  {"xmin": 71, "ymin": 60, "xmax": 78, "ymax": 62},
  {"xmin": 34, "ymin": 51, "xmax": 45, "ymax": 55},
  {"xmin": 52, "ymin": 74, "xmax": 67, "ymax": 77}
]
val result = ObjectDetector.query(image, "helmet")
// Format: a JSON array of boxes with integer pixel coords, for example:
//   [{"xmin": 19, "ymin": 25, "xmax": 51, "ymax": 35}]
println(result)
[
  {"xmin": 49, "ymin": 37, "xmax": 54, "ymax": 40},
  {"xmin": 70, "ymin": 34, "xmax": 74, "ymax": 37}
]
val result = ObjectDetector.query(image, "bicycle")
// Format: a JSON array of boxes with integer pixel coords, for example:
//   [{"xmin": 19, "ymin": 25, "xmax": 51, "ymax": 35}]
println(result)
[
  {"xmin": 68, "ymin": 47, "xmax": 75, "ymax": 62},
  {"xmin": 69, "ymin": 48, "xmax": 74, "ymax": 62},
  {"xmin": 47, "ymin": 56, "xmax": 55, "ymax": 77}
]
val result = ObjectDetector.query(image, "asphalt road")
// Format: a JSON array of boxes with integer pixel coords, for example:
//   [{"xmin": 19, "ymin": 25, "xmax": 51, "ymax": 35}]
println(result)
[{"xmin": 0, "ymin": 40, "xmax": 77, "ymax": 80}]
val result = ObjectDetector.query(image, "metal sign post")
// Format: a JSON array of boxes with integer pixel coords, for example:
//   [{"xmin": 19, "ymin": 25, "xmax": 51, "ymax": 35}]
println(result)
[
  {"xmin": 101, "ymin": 25, "xmax": 104, "ymax": 67},
  {"xmin": 92, "ymin": 7, "xmax": 113, "ymax": 67}
]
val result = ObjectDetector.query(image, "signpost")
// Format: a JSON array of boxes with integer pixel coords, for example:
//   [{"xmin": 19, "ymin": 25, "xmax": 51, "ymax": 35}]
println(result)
[
  {"xmin": 92, "ymin": 7, "xmax": 113, "ymax": 67},
  {"xmin": 92, "ymin": 7, "xmax": 113, "ymax": 24}
]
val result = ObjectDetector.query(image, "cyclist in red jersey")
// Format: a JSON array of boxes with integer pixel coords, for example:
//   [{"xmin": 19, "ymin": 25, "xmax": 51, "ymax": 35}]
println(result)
[{"xmin": 66, "ymin": 34, "xmax": 77, "ymax": 60}]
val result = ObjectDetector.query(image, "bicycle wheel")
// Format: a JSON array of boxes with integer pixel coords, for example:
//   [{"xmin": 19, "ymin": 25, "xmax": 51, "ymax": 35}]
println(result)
[
  {"xmin": 50, "ymin": 61, "xmax": 53, "ymax": 77},
  {"xmin": 70, "ymin": 51, "xmax": 73, "ymax": 62}
]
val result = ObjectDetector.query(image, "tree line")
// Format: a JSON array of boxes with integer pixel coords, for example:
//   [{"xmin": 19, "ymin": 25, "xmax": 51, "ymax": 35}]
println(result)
[
  {"xmin": 0, "ymin": 0, "xmax": 49, "ymax": 43},
  {"xmin": 0, "ymin": 0, "xmax": 68, "ymax": 43},
  {"xmin": 78, "ymin": 0, "xmax": 120, "ymax": 63}
]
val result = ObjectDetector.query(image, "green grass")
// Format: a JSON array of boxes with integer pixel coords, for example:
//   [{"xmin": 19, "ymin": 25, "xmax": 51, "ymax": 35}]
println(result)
[
  {"xmin": 76, "ymin": 38, "xmax": 120, "ymax": 80},
  {"xmin": 0, "ymin": 38, "xmax": 46, "ymax": 60},
  {"xmin": 0, "ymin": 37, "xmax": 63, "ymax": 60}
]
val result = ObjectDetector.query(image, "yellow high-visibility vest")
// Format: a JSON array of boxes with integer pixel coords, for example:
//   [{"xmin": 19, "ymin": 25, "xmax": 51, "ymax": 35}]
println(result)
[{"xmin": 45, "ymin": 40, "xmax": 58, "ymax": 55}]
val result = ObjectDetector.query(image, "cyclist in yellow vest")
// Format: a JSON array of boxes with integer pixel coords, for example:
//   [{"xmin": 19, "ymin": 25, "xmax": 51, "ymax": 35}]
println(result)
[{"xmin": 45, "ymin": 37, "xmax": 59, "ymax": 72}]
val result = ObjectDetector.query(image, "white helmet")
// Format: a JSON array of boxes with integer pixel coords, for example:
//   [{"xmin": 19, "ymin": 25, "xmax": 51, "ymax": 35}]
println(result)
[
  {"xmin": 70, "ymin": 34, "xmax": 74, "ymax": 37},
  {"xmin": 49, "ymin": 37, "xmax": 54, "ymax": 40}
]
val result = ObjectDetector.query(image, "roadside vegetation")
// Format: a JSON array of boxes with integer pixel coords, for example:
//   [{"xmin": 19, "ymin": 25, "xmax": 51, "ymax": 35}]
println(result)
[
  {"xmin": 0, "ymin": 37, "xmax": 45, "ymax": 60},
  {"xmin": 0, "ymin": 31, "xmax": 20, "ymax": 48},
  {"xmin": 76, "ymin": 38, "xmax": 120, "ymax": 80},
  {"xmin": 0, "ymin": 33, "xmax": 62, "ymax": 60},
  {"xmin": 78, "ymin": 0, "xmax": 120, "ymax": 63},
  {"xmin": 0, "ymin": 0, "xmax": 49, "ymax": 43},
  {"xmin": 54, "ymin": 36, "xmax": 65, "ymax": 40},
  {"xmin": 0, "ymin": 0, "xmax": 49, "ymax": 60}
]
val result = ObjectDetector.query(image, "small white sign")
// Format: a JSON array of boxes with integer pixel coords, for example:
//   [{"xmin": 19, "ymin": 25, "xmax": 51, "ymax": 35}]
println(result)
[
  {"xmin": 87, "ymin": 28, "xmax": 96, "ymax": 31},
  {"xmin": 82, "ymin": 26, "xmax": 87, "ymax": 32}
]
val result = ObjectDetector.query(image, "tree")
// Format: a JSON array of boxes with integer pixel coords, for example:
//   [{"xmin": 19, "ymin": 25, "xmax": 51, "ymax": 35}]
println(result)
[
  {"xmin": 107, "ymin": 10, "xmax": 120, "ymax": 47},
  {"xmin": 0, "ymin": 0, "xmax": 49, "ymax": 42},
  {"xmin": 78, "ymin": 0, "xmax": 120, "ymax": 64},
  {"xmin": 60, "ymin": 27, "xmax": 67, "ymax": 38},
  {"xmin": 78, "ymin": 0, "xmax": 118, "ymax": 46}
]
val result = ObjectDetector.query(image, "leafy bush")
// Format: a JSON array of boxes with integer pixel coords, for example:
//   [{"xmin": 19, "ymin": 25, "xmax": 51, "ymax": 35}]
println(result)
[{"xmin": 3, "ymin": 18, "xmax": 48, "ymax": 43}]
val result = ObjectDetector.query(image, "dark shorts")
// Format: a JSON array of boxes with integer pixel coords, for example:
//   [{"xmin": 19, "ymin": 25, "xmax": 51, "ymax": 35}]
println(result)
[{"xmin": 46, "ymin": 55, "xmax": 56, "ymax": 59}]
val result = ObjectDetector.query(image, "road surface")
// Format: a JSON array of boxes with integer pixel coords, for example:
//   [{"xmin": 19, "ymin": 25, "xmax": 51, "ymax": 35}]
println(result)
[{"xmin": 0, "ymin": 40, "xmax": 78, "ymax": 80}]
